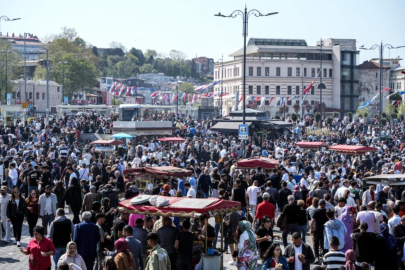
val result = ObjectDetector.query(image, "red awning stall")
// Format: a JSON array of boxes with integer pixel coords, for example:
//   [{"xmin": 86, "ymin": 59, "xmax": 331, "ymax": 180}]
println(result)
[
  {"xmin": 119, "ymin": 196, "xmax": 241, "ymax": 218},
  {"xmin": 236, "ymin": 157, "xmax": 279, "ymax": 169},
  {"xmin": 328, "ymin": 145, "xmax": 378, "ymax": 155},
  {"xmin": 295, "ymin": 142, "xmax": 328, "ymax": 149},
  {"xmin": 157, "ymin": 137, "xmax": 186, "ymax": 142},
  {"xmin": 124, "ymin": 166, "xmax": 193, "ymax": 177}
]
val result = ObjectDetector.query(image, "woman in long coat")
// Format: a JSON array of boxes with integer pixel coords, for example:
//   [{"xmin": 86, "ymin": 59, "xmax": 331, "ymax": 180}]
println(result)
[{"xmin": 64, "ymin": 177, "xmax": 82, "ymax": 224}]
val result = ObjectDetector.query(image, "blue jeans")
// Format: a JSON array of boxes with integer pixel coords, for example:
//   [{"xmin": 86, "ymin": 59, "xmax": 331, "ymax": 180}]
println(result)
[
  {"xmin": 200, "ymin": 190, "xmax": 208, "ymax": 198},
  {"xmin": 54, "ymin": 247, "xmax": 66, "ymax": 269},
  {"xmin": 213, "ymin": 222, "xmax": 220, "ymax": 248},
  {"xmin": 298, "ymin": 225, "xmax": 308, "ymax": 243}
]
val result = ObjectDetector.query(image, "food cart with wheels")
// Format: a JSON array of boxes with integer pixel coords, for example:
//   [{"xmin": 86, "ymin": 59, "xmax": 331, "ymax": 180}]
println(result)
[
  {"xmin": 124, "ymin": 166, "xmax": 193, "ymax": 193},
  {"xmin": 236, "ymin": 157, "xmax": 279, "ymax": 170},
  {"xmin": 119, "ymin": 196, "xmax": 241, "ymax": 270},
  {"xmin": 328, "ymin": 145, "xmax": 378, "ymax": 155},
  {"xmin": 295, "ymin": 141, "xmax": 328, "ymax": 150}
]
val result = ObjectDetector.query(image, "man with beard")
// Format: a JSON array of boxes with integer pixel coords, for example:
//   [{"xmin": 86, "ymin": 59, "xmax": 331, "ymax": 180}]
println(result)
[{"xmin": 39, "ymin": 185, "xmax": 58, "ymax": 235}]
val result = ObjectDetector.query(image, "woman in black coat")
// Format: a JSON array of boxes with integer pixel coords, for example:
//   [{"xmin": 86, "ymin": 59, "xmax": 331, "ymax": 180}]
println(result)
[
  {"xmin": 374, "ymin": 223, "xmax": 397, "ymax": 270},
  {"xmin": 64, "ymin": 177, "xmax": 82, "ymax": 224},
  {"xmin": 7, "ymin": 187, "xmax": 28, "ymax": 246},
  {"xmin": 53, "ymin": 181, "xmax": 66, "ymax": 209}
]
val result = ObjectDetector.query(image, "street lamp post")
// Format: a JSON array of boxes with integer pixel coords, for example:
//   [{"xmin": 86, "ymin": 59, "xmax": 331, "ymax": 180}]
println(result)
[
  {"xmin": 360, "ymin": 43, "xmax": 405, "ymax": 136},
  {"xmin": 1, "ymin": 50, "xmax": 12, "ymax": 102},
  {"xmin": 176, "ymin": 85, "xmax": 179, "ymax": 119},
  {"xmin": 215, "ymin": 7, "xmax": 278, "ymax": 156},
  {"xmin": 24, "ymin": 32, "xmax": 31, "ymax": 102},
  {"xmin": 219, "ymin": 55, "xmax": 223, "ymax": 117},
  {"xmin": 42, "ymin": 48, "xmax": 50, "ymax": 124},
  {"xmin": 0, "ymin": 16, "xmax": 21, "ymax": 33}
]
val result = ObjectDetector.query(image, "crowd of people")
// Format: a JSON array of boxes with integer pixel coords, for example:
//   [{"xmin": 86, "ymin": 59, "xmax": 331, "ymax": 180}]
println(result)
[{"xmin": 0, "ymin": 112, "xmax": 405, "ymax": 270}]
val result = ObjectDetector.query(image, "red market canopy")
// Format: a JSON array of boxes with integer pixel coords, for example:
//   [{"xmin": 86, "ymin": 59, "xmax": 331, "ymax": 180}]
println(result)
[
  {"xmin": 295, "ymin": 142, "xmax": 328, "ymax": 149},
  {"xmin": 237, "ymin": 157, "xmax": 279, "ymax": 169},
  {"xmin": 328, "ymin": 145, "xmax": 378, "ymax": 155},
  {"xmin": 90, "ymin": 139, "xmax": 124, "ymax": 145},
  {"xmin": 124, "ymin": 166, "xmax": 193, "ymax": 177},
  {"xmin": 157, "ymin": 137, "xmax": 186, "ymax": 142},
  {"xmin": 119, "ymin": 196, "xmax": 241, "ymax": 217}
]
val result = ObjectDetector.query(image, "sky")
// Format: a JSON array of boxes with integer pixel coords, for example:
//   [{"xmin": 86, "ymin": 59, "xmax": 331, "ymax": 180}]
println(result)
[{"xmin": 2, "ymin": 0, "xmax": 405, "ymax": 65}]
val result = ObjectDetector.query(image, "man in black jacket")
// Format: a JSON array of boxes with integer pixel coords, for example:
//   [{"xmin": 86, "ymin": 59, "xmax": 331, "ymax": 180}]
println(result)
[
  {"xmin": 198, "ymin": 168, "xmax": 211, "ymax": 198},
  {"xmin": 392, "ymin": 216, "xmax": 405, "ymax": 269},
  {"xmin": 283, "ymin": 232, "xmax": 315, "ymax": 270},
  {"xmin": 281, "ymin": 195, "xmax": 300, "ymax": 247},
  {"xmin": 157, "ymin": 217, "xmax": 179, "ymax": 270},
  {"xmin": 277, "ymin": 181, "xmax": 292, "ymax": 212},
  {"xmin": 49, "ymin": 208, "xmax": 74, "ymax": 266}
]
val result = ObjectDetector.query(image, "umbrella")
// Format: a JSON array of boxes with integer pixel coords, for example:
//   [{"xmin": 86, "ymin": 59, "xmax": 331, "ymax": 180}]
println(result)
[
  {"xmin": 237, "ymin": 157, "xmax": 279, "ymax": 169},
  {"xmin": 111, "ymin": 133, "xmax": 135, "ymax": 139}
]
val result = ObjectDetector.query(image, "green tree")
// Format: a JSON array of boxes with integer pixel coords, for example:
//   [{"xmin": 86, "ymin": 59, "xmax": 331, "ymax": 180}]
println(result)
[
  {"xmin": 0, "ymin": 41, "xmax": 22, "ymax": 103},
  {"xmin": 33, "ymin": 27, "xmax": 99, "ymax": 100},
  {"xmin": 315, "ymin": 112, "xmax": 321, "ymax": 127},
  {"xmin": 356, "ymin": 107, "xmax": 369, "ymax": 118},
  {"xmin": 384, "ymin": 100, "xmax": 396, "ymax": 116},
  {"xmin": 326, "ymin": 117, "xmax": 333, "ymax": 130},
  {"xmin": 178, "ymin": 83, "xmax": 194, "ymax": 94},
  {"xmin": 291, "ymin": 113, "xmax": 297, "ymax": 124},
  {"xmin": 333, "ymin": 111, "xmax": 339, "ymax": 118},
  {"xmin": 129, "ymin": 47, "xmax": 146, "ymax": 65},
  {"xmin": 145, "ymin": 49, "xmax": 157, "ymax": 60},
  {"xmin": 347, "ymin": 112, "xmax": 353, "ymax": 121},
  {"xmin": 397, "ymin": 103, "xmax": 405, "ymax": 119},
  {"xmin": 139, "ymin": 63, "xmax": 156, "ymax": 74}
]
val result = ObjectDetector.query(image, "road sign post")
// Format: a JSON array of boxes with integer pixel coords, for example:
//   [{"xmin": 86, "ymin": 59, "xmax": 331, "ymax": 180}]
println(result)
[{"xmin": 238, "ymin": 124, "xmax": 249, "ymax": 140}]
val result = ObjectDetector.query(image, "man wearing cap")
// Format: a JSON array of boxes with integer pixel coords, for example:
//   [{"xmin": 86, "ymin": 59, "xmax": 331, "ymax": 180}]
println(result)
[
  {"xmin": 0, "ymin": 186, "xmax": 11, "ymax": 242},
  {"xmin": 145, "ymin": 232, "xmax": 171, "ymax": 270},
  {"xmin": 39, "ymin": 185, "xmax": 57, "ymax": 235}
]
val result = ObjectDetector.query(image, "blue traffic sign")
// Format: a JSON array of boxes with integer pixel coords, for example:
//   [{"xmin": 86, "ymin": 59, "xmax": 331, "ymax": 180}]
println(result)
[{"xmin": 239, "ymin": 124, "xmax": 249, "ymax": 135}]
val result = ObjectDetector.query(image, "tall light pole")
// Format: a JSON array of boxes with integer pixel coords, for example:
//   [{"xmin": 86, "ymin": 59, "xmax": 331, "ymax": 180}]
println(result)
[
  {"xmin": 0, "ymin": 16, "xmax": 20, "ymax": 33},
  {"xmin": 24, "ymin": 32, "xmax": 31, "ymax": 102},
  {"xmin": 1, "ymin": 50, "xmax": 12, "ymax": 102},
  {"xmin": 317, "ymin": 38, "xmax": 326, "ymax": 128},
  {"xmin": 360, "ymin": 43, "xmax": 405, "ymax": 136},
  {"xmin": 41, "ymin": 48, "xmax": 50, "ymax": 124},
  {"xmin": 219, "ymin": 55, "xmax": 223, "ymax": 117},
  {"xmin": 215, "ymin": 7, "xmax": 278, "ymax": 157}
]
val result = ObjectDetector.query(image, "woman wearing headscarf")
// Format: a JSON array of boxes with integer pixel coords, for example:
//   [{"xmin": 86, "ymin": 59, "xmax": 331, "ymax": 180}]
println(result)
[
  {"xmin": 338, "ymin": 206, "xmax": 355, "ymax": 253},
  {"xmin": 114, "ymin": 238, "xmax": 135, "ymax": 270},
  {"xmin": 339, "ymin": 249, "xmax": 362, "ymax": 270},
  {"xmin": 292, "ymin": 185, "xmax": 303, "ymax": 200},
  {"xmin": 237, "ymin": 220, "xmax": 258, "ymax": 270},
  {"xmin": 374, "ymin": 223, "xmax": 397, "ymax": 270},
  {"xmin": 57, "ymin": 241, "xmax": 87, "ymax": 270}
]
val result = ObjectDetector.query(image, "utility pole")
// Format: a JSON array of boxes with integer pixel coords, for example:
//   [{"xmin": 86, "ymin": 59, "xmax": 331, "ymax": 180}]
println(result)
[
  {"xmin": 319, "ymin": 38, "xmax": 323, "ymax": 128},
  {"xmin": 220, "ymin": 54, "xmax": 223, "ymax": 117},
  {"xmin": 24, "ymin": 32, "xmax": 30, "ymax": 102},
  {"xmin": 45, "ymin": 48, "xmax": 49, "ymax": 124}
]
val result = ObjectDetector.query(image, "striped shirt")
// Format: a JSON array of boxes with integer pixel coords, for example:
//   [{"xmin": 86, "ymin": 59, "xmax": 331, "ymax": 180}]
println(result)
[{"xmin": 322, "ymin": 250, "xmax": 346, "ymax": 270}]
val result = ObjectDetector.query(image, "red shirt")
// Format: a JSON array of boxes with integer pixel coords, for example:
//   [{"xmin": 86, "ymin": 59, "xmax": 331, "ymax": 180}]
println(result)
[
  {"xmin": 255, "ymin": 200, "xmax": 275, "ymax": 221},
  {"xmin": 26, "ymin": 237, "xmax": 55, "ymax": 270}
]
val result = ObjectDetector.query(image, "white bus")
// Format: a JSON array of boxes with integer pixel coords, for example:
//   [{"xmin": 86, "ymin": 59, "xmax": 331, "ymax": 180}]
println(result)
[
  {"xmin": 118, "ymin": 104, "xmax": 176, "ymax": 121},
  {"xmin": 57, "ymin": 105, "xmax": 113, "ymax": 117}
]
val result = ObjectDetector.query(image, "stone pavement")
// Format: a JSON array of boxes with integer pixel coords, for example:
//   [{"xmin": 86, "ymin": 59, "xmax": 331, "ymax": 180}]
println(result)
[{"xmin": 0, "ymin": 209, "xmax": 318, "ymax": 270}]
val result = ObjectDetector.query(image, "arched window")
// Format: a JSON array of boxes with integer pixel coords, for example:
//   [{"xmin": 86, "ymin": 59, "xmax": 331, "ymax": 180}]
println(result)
[
  {"xmin": 42, "ymin": 93, "xmax": 45, "ymax": 100},
  {"xmin": 36, "ymin": 92, "xmax": 39, "ymax": 100},
  {"xmin": 29, "ymin": 92, "xmax": 32, "ymax": 99}
]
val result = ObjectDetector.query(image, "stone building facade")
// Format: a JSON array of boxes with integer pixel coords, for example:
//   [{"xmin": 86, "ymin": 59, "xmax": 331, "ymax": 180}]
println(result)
[{"xmin": 358, "ymin": 61, "xmax": 391, "ymax": 116}]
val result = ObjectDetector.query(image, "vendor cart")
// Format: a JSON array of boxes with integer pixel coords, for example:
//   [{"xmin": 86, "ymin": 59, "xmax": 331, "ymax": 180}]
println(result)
[
  {"xmin": 295, "ymin": 141, "xmax": 328, "ymax": 149},
  {"xmin": 119, "ymin": 196, "xmax": 241, "ymax": 269},
  {"xmin": 124, "ymin": 166, "xmax": 193, "ymax": 193},
  {"xmin": 328, "ymin": 145, "xmax": 378, "ymax": 155},
  {"xmin": 236, "ymin": 157, "xmax": 279, "ymax": 170},
  {"xmin": 363, "ymin": 173, "xmax": 405, "ymax": 186}
]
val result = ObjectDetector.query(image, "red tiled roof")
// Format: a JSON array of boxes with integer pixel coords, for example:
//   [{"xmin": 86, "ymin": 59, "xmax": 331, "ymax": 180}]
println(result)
[{"xmin": 358, "ymin": 61, "xmax": 390, "ymax": 69}]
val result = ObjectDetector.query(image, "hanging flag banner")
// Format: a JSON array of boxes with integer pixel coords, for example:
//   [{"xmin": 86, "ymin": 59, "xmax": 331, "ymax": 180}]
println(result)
[
  {"xmin": 274, "ymin": 97, "xmax": 280, "ymax": 107},
  {"xmin": 303, "ymin": 79, "xmax": 316, "ymax": 95},
  {"xmin": 238, "ymin": 96, "xmax": 244, "ymax": 105},
  {"xmin": 292, "ymin": 95, "xmax": 300, "ymax": 99},
  {"xmin": 259, "ymin": 97, "xmax": 266, "ymax": 108},
  {"xmin": 392, "ymin": 100, "xmax": 401, "ymax": 107},
  {"xmin": 300, "ymin": 94, "xmax": 308, "ymax": 106},
  {"xmin": 268, "ymin": 97, "xmax": 275, "ymax": 106}
]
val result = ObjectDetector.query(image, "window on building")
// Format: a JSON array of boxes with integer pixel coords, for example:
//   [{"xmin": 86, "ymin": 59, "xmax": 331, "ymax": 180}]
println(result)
[
  {"xmin": 311, "ymin": 100, "xmax": 315, "ymax": 105},
  {"xmin": 296, "ymin": 100, "xmax": 300, "ymax": 104},
  {"xmin": 102, "ymin": 78, "xmax": 106, "ymax": 83},
  {"xmin": 296, "ymin": 68, "xmax": 300, "ymax": 76},
  {"xmin": 287, "ymin": 100, "xmax": 292, "ymax": 105},
  {"xmin": 375, "ymin": 86, "xmax": 377, "ymax": 90},
  {"xmin": 257, "ymin": 85, "xmax": 261, "ymax": 94},
  {"xmin": 224, "ymin": 69, "xmax": 226, "ymax": 78},
  {"xmin": 57, "ymin": 87, "xmax": 60, "ymax": 92},
  {"xmin": 36, "ymin": 92, "xmax": 39, "ymax": 100},
  {"xmin": 376, "ymin": 73, "xmax": 378, "ymax": 78},
  {"xmin": 249, "ymin": 85, "xmax": 253, "ymax": 94},
  {"xmin": 323, "ymin": 69, "xmax": 327, "ymax": 78},
  {"xmin": 42, "ymin": 93, "xmax": 45, "ymax": 99},
  {"xmin": 276, "ymin": 86, "xmax": 280, "ymax": 95},
  {"xmin": 257, "ymin": 67, "xmax": 261, "ymax": 76},
  {"xmin": 329, "ymin": 69, "xmax": 332, "ymax": 78},
  {"xmin": 16, "ymin": 92, "xmax": 20, "ymax": 99},
  {"xmin": 287, "ymin": 86, "xmax": 292, "ymax": 95},
  {"xmin": 107, "ymin": 79, "xmax": 112, "ymax": 84},
  {"xmin": 29, "ymin": 92, "xmax": 32, "ymax": 99},
  {"xmin": 276, "ymin": 67, "xmax": 281, "ymax": 76},
  {"xmin": 265, "ymin": 67, "xmax": 269, "ymax": 76},
  {"xmin": 288, "ymin": 67, "xmax": 292, "ymax": 76},
  {"xmin": 311, "ymin": 86, "xmax": 315, "ymax": 95},
  {"xmin": 265, "ymin": 100, "xmax": 269, "ymax": 105},
  {"xmin": 304, "ymin": 68, "xmax": 307, "ymax": 77},
  {"xmin": 249, "ymin": 67, "xmax": 253, "ymax": 76},
  {"xmin": 296, "ymin": 86, "xmax": 300, "ymax": 95},
  {"xmin": 12, "ymin": 93, "xmax": 15, "ymax": 99},
  {"xmin": 311, "ymin": 68, "xmax": 315, "ymax": 77},
  {"xmin": 265, "ymin": 86, "xmax": 269, "ymax": 95},
  {"xmin": 317, "ymin": 68, "xmax": 320, "ymax": 77}
]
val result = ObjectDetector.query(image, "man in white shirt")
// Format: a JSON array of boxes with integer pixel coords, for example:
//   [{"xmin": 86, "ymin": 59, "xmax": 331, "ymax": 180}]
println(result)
[
  {"xmin": 0, "ymin": 186, "xmax": 11, "ymax": 242},
  {"xmin": 185, "ymin": 182, "xmax": 196, "ymax": 198},
  {"xmin": 9, "ymin": 163, "xmax": 19, "ymax": 188},
  {"xmin": 335, "ymin": 180, "xmax": 350, "ymax": 200},
  {"xmin": 246, "ymin": 180, "xmax": 261, "ymax": 217}
]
